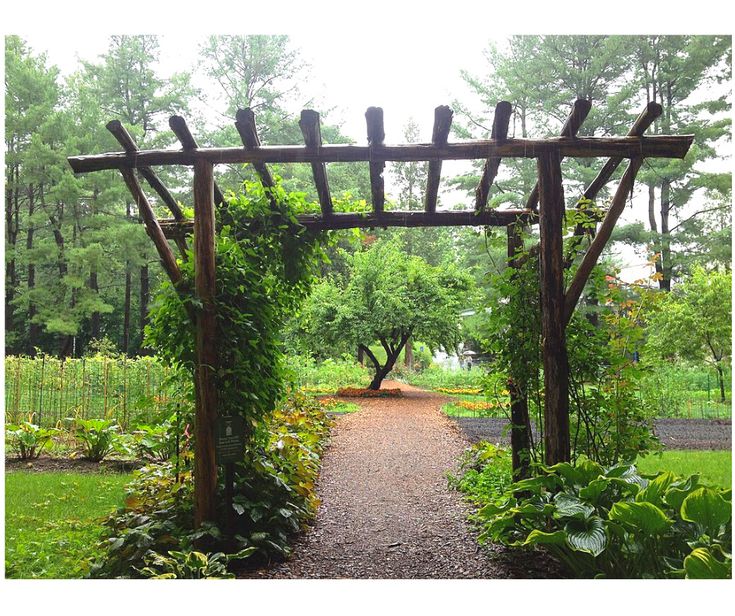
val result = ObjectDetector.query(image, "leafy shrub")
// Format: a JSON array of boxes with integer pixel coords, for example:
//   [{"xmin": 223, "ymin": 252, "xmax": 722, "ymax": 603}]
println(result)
[
  {"xmin": 448, "ymin": 442, "xmax": 513, "ymax": 504},
  {"xmin": 472, "ymin": 458, "xmax": 732, "ymax": 579},
  {"xmin": 70, "ymin": 418, "xmax": 121, "ymax": 462},
  {"xmin": 5, "ymin": 421, "xmax": 59, "ymax": 460},
  {"xmin": 91, "ymin": 392, "xmax": 331, "ymax": 578},
  {"xmin": 133, "ymin": 418, "xmax": 178, "ymax": 462}
]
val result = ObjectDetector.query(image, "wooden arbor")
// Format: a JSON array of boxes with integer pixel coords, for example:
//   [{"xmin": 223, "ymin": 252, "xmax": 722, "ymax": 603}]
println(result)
[{"xmin": 68, "ymin": 100, "xmax": 692, "ymax": 526}]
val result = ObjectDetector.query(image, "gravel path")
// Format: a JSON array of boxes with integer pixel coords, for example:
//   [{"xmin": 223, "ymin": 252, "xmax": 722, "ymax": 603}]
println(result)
[
  {"xmin": 452, "ymin": 417, "xmax": 732, "ymax": 450},
  {"xmin": 246, "ymin": 381, "xmax": 554, "ymax": 579}
]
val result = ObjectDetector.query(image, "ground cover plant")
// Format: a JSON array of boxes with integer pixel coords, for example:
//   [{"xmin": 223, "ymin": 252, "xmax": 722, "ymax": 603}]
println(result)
[{"xmin": 5, "ymin": 471, "xmax": 133, "ymax": 578}]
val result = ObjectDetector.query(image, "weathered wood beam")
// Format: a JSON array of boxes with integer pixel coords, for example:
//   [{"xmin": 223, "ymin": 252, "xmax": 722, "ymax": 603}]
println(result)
[
  {"xmin": 424, "ymin": 105, "xmax": 453, "ymax": 213},
  {"xmin": 299, "ymin": 110, "xmax": 333, "ymax": 216},
  {"xmin": 169, "ymin": 115, "xmax": 225, "ymax": 206},
  {"xmin": 475, "ymin": 101, "xmax": 513, "ymax": 211},
  {"xmin": 525, "ymin": 98, "xmax": 593, "ymax": 210},
  {"xmin": 119, "ymin": 167, "xmax": 184, "ymax": 288},
  {"xmin": 365, "ymin": 107, "xmax": 385, "ymax": 213},
  {"xmin": 158, "ymin": 209, "xmax": 534, "ymax": 238},
  {"xmin": 582, "ymin": 102, "xmax": 662, "ymax": 203},
  {"xmin": 235, "ymin": 108, "xmax": 276, "ymax": 190},
  {"xmin": 106, "ymin": 121, "xmax": 189, "ymax": 257},
  {"xmin": 537, "ymin": 151, "xmax": 570, "ymax": 465},
  {"xmin": 564, "ymin": 158, "xmax": 643, "ymax": 324},
  {"xmin": 192, "ymin": 158, "xmax": 218, "ymax": 528},
  {"xmin": 507, "ymin": 223, "xmax": 532, "ymax": 480},
  {"xmin": 68, "ymin": 134, "xmax": 693, "ymax": 173}
]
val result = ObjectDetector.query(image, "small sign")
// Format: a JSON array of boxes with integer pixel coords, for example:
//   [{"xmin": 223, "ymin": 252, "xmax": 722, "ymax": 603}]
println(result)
[{"xmin": 215, "ymin": 415, "xmax": 247, "ymax": 464}]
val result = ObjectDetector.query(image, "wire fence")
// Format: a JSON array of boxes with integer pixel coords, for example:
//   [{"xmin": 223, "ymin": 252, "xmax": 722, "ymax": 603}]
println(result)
[{"xmin": 4, "ymin": 355, "xmax": 184, "ymax": 430}]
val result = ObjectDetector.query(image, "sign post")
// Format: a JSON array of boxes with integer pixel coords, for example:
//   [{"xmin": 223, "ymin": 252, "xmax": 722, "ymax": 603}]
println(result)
[{"xmin": 215, "ymin": 415, "xmax": 246, "ymax": 541}]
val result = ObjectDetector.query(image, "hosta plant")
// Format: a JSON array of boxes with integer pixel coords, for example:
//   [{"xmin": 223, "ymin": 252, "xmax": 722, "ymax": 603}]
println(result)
[
  {"xmin": 474, "ymin": 457, "xmax": 731, "ymax": 579},
  {"xmin": 70, "ymin": 418, "xmax": 121, "ymax": 462},
  {"xmin": 5, "ymin": 421, "xmax": 59, "ymax": 460},
  {"xmin": 136, "ymin": 548, "xmax": 256, "ymax": 579}
]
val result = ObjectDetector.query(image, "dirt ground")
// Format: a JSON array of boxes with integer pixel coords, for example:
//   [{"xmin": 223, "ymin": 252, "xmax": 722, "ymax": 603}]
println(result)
[{"xmin": 243, "ymin": 381, "xmax": 557, "ymax": 579}]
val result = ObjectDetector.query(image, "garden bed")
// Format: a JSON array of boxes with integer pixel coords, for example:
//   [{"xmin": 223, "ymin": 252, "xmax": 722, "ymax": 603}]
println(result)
[
  {"xmin": 5, "ymin": 456, "xmax": 144, "ymax": 473},
  {"xmin": 336, "ymin": 387, "xmax": 403, "ymax": 398}
]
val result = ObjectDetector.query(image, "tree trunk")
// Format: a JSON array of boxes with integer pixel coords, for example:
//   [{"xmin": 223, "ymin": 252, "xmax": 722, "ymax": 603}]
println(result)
[
  {"xmin": 26, "ymin": 186, "xmax": 39, "ymax": 355},
  {"xmin": 659, "ymin": 179, "xmax": 672, "ymax": 291},
  {"xmin": 404, "ymin": 338, "xmax": 414, "ymax": 369},
  {"xmin": 139, "ymin": 263, "xmax": 149, "ymax": 353},
  {"xmin": 716, "ymin": 364, "xmax": 726, "ymax": 403},
  {"xmin": 89, "ymin": 270, "xmax": 100, "ymax": 340},
  {"xmin": 362, "ymin": 335, "xmax": 410, "ymax": 390},
  {"xmin": 357, "ymin": 345, "xmax": 364, "ymax": 366},
  {"xmin": 123, "ymin": 267, "xmax": 131, "ymax": 355}
]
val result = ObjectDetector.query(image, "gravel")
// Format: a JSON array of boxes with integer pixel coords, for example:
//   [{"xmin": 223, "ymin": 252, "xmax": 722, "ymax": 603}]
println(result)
[
  {"xmin": 452, "ymin": 417, "xmax": 732, "ymax": 451},
  {"xmin": 244, "ymin": 382, "xmax": 557, "ymax": 579}
]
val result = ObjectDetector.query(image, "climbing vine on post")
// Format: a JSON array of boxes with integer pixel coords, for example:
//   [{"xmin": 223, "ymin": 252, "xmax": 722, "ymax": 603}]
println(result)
[{"xmin": 146, "ymin": 179, "xmax": 330, "ymax": 527}]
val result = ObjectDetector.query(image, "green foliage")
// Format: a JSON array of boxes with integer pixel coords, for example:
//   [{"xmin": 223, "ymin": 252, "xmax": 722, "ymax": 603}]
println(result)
[
  {"xmin": 5, "ymin": 471, "xmax": 133, "ymax": 578},
  {"xmin": 91, "ymin": 391, "xmax": 331, "ymax": 577},
  {"xmin": 448, "ymin": 442, "xmax": 513, "ymax": 504},
  {"xmin": 137, "ymin": 548, "xmax": 256, "ymax": 579},
  {"xmin": 132, "ymin": 418, "xmax": 178, "ymax": 462},
  {"xmin": 646, "ymin": 267, "xmax": 732, "ymax": 402},
  {"xmin": 288, "ymin": 354, "xmax": 370, "ymax": 392},
  {"xmin": 5, "ymin": 420, "xmax": 59, "ymax": 460},
  {"xmin": 298, "ymin": 238, "xmax": 474, "ymax": 389},
  {"xmin": 406, "ymin": 365, "xmax": 484, "ymax": 390},
  {"xmin": 468, "ymin": 458, "xmax": 732, "ymax": 578},
  {"xmin": 70, "ymin": 418, "xmax": 121, "ymax": 462}
]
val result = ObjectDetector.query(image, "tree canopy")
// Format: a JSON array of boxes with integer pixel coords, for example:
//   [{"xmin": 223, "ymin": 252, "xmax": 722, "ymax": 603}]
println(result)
[{"xmin": 298, "ymin": 240, "xmax": 474, "ymax": 389}]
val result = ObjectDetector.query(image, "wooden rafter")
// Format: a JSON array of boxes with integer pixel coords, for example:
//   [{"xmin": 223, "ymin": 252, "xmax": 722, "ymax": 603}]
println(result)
[
  {"xmin": 424, "ymin": 105, "xmax": 453, "ymax": 213},
  {"xmin": 299, "ymin": 110, "xmax": 333, "ymax": 216},
  {"xmin": 525, "ymin": 98, "xmax": 592, "ymax": 211},
  {"xmin": 169, "ymin": 115, "xmax": 226, "ymax": 206},
  {"xmin": 235, "ymin": 108, "xmax": 276, "ymax": 190},
  {"xmin": 365, "ymin": 107, "xmax": 385, "ymax": 213},
  {"xmin": 475, "ymin": 101, "xmax": 513, "ymax": 211}
]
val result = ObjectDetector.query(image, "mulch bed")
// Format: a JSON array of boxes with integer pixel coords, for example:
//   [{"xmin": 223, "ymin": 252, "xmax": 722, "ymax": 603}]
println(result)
[
  {"xmin": 336, "ymin": 387, "xmax": 403, "ymax": 398},
  {"xmin": 4, "ymin": 456, "xmax": 144, "ymax": 473}
]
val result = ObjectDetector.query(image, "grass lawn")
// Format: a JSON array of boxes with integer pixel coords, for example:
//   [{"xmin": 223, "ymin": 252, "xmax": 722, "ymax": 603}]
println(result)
[
  {"xmin": 5, "ymin": 471, "xmax": 132, "ymax": 578},
  {"xmin": 636, "ymin": 450, "xmax": 732, "ymax": 489}
]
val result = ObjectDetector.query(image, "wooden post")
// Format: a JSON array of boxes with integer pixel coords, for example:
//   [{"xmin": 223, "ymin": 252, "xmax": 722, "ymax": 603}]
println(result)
[
  {"xmin": 193, "ymin": 158, "xmax": 218, "ymax": 527},
  {"xmin": 365, "ymin": 107, "xmax": 385, "ymax": 213},
  {"xmin": 507, "ymin": 223, "xmax": 532, "ymax": 480},
  {"xmin": 537, "ymin": 151, "xmax": 570, "ymax": 465}
]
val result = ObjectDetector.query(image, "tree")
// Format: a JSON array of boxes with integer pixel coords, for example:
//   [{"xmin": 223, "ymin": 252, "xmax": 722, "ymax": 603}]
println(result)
[
  {"xmin": 646, "ymin": 267, "xmax": 731, "ymax": 402},
  {"xmin": 299, "ymin": 240, "xmax": 474, "ymax": 389}
]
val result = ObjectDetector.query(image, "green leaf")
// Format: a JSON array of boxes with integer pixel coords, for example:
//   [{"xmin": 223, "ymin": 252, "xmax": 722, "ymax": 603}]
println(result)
[
  {"xmin": 684, "ymin": 547, "xmax": 731, "ymax": 579},
  {"xmin": 636, "ymin": 471, "xmax": 676, "ymax": 506},
  {"xmin": 553, "ymin": 493, "xmax": 594, "ymax": 520},
  {"xmin": 680, "ymin": 487, "xmax": 731, "ymax": 535},
  {"xmin": 565, "ymin": 517, "xmax": 608, "ymax": 557},
  {"xmin": 664, "ymin": 474, "xmax": 700, "ymax": 511},
  {"xmin": 523, "ymin": 529, "xmax": 567, "ymax": 547},
  {"xmin": 608, "ymin": 501, "xmax": 671, "ymax": 535}
]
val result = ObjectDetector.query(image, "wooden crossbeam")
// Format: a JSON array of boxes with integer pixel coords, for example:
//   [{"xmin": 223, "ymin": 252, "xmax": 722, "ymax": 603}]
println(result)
[
  {"xmin": 475, "ymin": 101, "xmax": 513, "ymax": 211},
  {"xmin": 365, "ymin": 107, "xmax": 385, "ymax": 213},
  {"xmin": 68, "ymin": 134, "xmax": 693, "ymax": 173},
  {"xmin": 525, "ymin": 98, "xmax": 592, "ymax": 210},
  {"xmin": 564, "ymin": 158, "xmax": 643, "ymax": 324},
  {"xmin": 169, "ymin": 115, "xmax": 225, "ymax": 206},
  {"xmin": 158, "ymin": 208, "xmax": 534, "ymax": 239},
  {"xmin": 235, "ymin": 108, "xmax": 276, "ymax": 190},
  {"xmin": 424, "ymin": 105, "xmax": 453, "ymax": 213},
  {"xmin": 299, "ymin": 110, "xmax": 333, "ymax": 216}
]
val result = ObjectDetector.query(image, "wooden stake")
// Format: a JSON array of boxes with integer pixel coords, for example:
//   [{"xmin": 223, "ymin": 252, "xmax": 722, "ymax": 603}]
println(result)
[
  {"xmin": 537, "ymin": 151, "xmax": 570, "ymax": 465},
  {"xmin": 193, "ymin": 158, "xmax": 218, "ymax": 528},
  {"xmin": 235, "ymin": 108, "xmax": 276, "ymax": 190}
]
